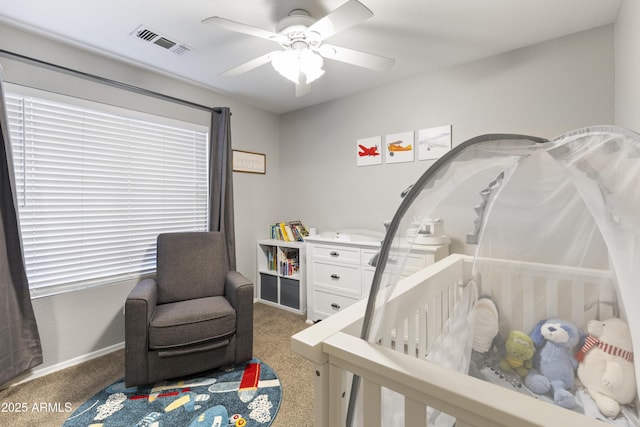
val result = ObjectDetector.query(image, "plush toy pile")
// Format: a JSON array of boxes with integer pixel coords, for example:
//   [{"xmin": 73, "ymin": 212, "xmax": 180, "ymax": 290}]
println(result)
[{"xmin": 470, "ymin": 300, "xmax": 637, "ymax": 422}]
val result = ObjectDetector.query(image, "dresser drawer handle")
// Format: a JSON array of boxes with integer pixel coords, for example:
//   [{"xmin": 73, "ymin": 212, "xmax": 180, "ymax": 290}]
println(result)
[
  {"xmin": 331, "ymin": 303, "xmax": 341, "ymax": 310},
  {"xmin": 330, "ymin": 274, "xmax": 340, "ymax": 280},
  {"xmin": 330, "ymin": 251, "xmax": 340, "ymax": 257},
  {"xmin": 388, "ymin": 257, "xmax": 398, "ymax": 265}
]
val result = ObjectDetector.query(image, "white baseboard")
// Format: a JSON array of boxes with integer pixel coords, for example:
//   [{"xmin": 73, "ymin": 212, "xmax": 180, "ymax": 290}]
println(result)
[{"xmin": 2, "ymin": 342, "xmax": 124, "ymax": 390}]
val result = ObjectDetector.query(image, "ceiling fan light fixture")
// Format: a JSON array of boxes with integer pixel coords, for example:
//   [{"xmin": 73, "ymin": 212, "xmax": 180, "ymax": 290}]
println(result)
[
  {"xmin": 299, "ymin": 49, "xmax": 325, "ymax": 83},
  {"xmin": 271, "ymin": 50, "xmax": 301, "ymax": 83},
  {"xmin": 271, "ymin": 49, "xmax": 325, "ymax": 85}
]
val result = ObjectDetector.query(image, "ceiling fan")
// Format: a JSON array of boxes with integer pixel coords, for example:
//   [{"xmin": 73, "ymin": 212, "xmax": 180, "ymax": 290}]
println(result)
[{"xmin": 202, "ymin": 0, "xmax": 395, "ymax": 97}]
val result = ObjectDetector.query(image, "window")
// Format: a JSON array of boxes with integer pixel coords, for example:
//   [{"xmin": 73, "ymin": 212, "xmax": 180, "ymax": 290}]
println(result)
[{"xmin": 5, "ymin": 86, "xmax": 209, "ymax": 297}]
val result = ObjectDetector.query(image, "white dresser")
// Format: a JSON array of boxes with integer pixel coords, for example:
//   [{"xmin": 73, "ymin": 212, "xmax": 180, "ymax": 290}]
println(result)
[{"xmin": 305, "ymin": 233, "xmax": 449, "ymax": 323}]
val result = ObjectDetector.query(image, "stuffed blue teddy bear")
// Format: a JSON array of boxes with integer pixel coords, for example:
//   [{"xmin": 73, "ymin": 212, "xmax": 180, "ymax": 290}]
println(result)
[{"xmin": 523, "ymin": 318, "xmax": 580, "ymax": 408}]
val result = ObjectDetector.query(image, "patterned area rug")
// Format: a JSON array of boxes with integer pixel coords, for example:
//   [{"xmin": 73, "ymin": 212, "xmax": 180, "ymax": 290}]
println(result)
[{"xmin": 63, "ymin": 359, "xmax": 281, "ymax": 427}]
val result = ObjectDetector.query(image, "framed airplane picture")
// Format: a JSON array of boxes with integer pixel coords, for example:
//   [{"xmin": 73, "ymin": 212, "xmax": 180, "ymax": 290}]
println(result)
[
  {"xmin": 417, "ymin": 125, "xmax": 452, "ymax": 160},
  {"xmin": 356, "ymin": 136, "xmax": 382, "ymax": 166},
  {"xmin": 385, "ymin": 131, "xmax": 414, "ymax": 164}
]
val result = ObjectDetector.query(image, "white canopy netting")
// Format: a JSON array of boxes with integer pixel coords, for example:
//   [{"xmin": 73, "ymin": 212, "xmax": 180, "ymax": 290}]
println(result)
[{"xmin": 350, "ymin": 126, "xmax": 640, "ymax": 426}]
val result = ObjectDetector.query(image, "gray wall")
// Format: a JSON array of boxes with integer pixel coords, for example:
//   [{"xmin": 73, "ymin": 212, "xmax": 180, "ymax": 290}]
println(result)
[
  {"xmin": 1, "ymin": 22, "xmax": 280, "ymax": 374},
  {"xmin": 615, "ymin": 0, "xmax": 640, "ymax": 132},
  {"xmin": 278, "ymin": 26, "xmax": 615, "ymax": 235}
]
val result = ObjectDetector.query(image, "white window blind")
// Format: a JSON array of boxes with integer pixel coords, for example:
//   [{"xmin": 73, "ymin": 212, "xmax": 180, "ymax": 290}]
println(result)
[{"xmin": 5, "ymin": 89, "xmax": 209, "ymax": 296}]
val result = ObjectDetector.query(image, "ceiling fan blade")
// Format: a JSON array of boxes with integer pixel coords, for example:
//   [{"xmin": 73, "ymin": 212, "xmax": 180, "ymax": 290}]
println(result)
[
  {"xmin": 319, "ymin": 44, "xmax": 395, "ymax": 72},
  {"xmin": 202, "ymin": 16, "xmax": 287, "ymax": 43},
  {"xmin": 220, "ymin": 51, "xmax": 277, "ymax": 77},
  {"xmin": 306, "ymin": 0, "xmax": 373, "ymax": 41}
]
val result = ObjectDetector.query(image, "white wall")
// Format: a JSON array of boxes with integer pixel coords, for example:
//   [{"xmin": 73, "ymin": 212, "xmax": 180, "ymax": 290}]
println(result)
[
  {"xmin": 615, "ymin": 0, "xmax": 640, "ymax": 132},
  {"xmin": 278, "ymin": 26, "xmax": 615, "ymax": 235},
  {"xmin": 1, "ymin": 21, "xmax": 280, "ymax": 375}
]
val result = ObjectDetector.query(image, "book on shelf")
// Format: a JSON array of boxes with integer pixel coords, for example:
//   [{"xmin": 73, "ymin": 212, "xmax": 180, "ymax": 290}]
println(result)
[
  {"xmin": 269, "ymin": 220, "xmax": 309, "ymax": 242},
  {"xmin": 279, "ymin": 247, "xmax": 300, "ymax": 277},
  {"xmin": 262, "ymin": 245, "xmax": 277, "ymax": 271}
]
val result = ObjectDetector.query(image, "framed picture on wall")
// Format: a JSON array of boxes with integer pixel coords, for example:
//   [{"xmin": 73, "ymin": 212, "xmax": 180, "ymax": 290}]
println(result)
[
  {"xmin": 356, "ymin": 136, "xmax": 382, "ymax": 166},
  {"xmin": 385, "ymin": 131, "xmax": 415, "ymax": 164},
  {"xmin": 417, "ymin": 125, "xmax": 452, "ymax": 160},
  {"xmin": 233, "ymin": 150, "xmax": 266, "ymax": 174}
]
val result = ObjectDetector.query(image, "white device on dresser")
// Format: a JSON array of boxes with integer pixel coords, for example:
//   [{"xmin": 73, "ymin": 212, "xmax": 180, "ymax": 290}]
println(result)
[{"xmin": 305, "ymin": 230, "xmax": 449, "ymax": 323}]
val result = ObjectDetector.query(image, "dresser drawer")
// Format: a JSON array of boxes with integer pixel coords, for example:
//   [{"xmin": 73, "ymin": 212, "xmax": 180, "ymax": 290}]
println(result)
[
  {"xmin": 312, "ymin": 261, "xmax": 361, "ymax": 295},
  {"xmin": 367, "ymin": 249, "xmax": 429, "ymax": 273},
  {"xmin": 361, "ymin": 249, "xmax": 379, "ymax": 267},
  {"xmin": 312, "ymin": 290, "xmax": 359, "ymax": 319},
  {"xmin": 399, "ymin": 252, "xmax": 429, "ymax": 271},
  {"xmin": 312, "ymin": 245, "xmax": 361, "ymax": 264}
]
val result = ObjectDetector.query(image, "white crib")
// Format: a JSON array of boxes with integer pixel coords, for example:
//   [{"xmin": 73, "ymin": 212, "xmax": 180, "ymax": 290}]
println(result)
[{"xmin": 291, "ymin": 253, "xmax": 626, "ymax": 427}]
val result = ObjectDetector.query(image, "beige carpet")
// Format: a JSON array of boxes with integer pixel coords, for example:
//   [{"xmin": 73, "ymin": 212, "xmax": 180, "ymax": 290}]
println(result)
[{"xmin": 0, "ymin": 302, "xmax": 313, "ymax": 427}]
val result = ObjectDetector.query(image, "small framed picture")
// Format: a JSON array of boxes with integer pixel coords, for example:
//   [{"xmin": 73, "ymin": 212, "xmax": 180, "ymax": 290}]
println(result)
[
  {"xmin": 356, "ymin": 136, "xmax": 382, "ymax": 166},
  {"xmin": 417, "ymin": 125, "xmax": 452, "ymax": 160},
  {"xmin": 385, "ymin": 131, "xmax": 415, "ymax": 164},
  {"xmin": 233, "ymin": 150, "xmax": 266, "ymax": 174}
]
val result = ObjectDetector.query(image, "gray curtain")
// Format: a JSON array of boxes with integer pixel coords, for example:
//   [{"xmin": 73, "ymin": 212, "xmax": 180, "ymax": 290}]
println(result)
[
  {"xmin": 208, "ymin": 107, "xmax": 236, "ymax": 269},
  {"xmin": 0, "ymin": 73, "xmax": 43, "ymax": 386}
]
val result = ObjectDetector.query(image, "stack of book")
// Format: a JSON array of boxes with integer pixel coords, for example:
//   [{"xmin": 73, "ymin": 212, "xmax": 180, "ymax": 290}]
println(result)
[{"xmin": 270, "ymin": 220, "xmax": 308, "ymax": 242}]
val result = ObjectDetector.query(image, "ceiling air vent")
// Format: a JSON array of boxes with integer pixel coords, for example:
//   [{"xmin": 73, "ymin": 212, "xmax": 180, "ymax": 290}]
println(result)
[{"xmin": 130, "ymin": 25, "xmax": 192, "ymax": 55}]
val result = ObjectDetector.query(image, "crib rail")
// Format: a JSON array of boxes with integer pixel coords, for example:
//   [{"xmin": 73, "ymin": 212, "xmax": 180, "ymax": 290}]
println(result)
[
  {"xmin": 472, "ymin": 256, "xmax": 616, "ymax": 333},
  {"xmin": 292, "ymin": 254, "xmax": 468, "ymax": 426},
  {"xmin": 323, "ymin": 331, "xmax": 604, "ymax": 427},
  {"xmin": 374, "ymin": 252, "xmax": 468, "ymax": 357},
  {"xmin": 376, "ymin": 255, "xmax": 617, "ymax": 361}
]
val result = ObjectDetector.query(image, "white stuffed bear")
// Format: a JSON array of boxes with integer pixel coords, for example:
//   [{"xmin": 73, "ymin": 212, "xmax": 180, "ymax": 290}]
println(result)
[{"xmin": 576, "ymin": 318, "xmax": 636, "ymax": 418}]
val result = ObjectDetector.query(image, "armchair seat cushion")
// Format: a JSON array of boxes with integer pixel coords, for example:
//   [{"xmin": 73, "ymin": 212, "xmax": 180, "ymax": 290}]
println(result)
[{"xmin": 149, "ymin": 296, "xmax": 236, "ymax": 350}]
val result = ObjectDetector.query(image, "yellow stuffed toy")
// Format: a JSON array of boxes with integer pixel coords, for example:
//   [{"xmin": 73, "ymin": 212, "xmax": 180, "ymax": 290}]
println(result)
[{"xmin": 500, "ymin": 330, "xmax": 536, "ymax": 377}]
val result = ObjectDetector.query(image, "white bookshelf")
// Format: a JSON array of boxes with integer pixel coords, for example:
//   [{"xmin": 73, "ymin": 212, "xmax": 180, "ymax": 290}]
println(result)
[{"xmin": 256, "ymin": 239, "xmax": 306, "ymax": 315}]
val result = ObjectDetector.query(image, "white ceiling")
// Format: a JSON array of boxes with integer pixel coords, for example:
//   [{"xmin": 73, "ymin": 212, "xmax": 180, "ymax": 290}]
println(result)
[{"xmin": 0, "ymin": 0, "xmax": 622, "ymax": 114}]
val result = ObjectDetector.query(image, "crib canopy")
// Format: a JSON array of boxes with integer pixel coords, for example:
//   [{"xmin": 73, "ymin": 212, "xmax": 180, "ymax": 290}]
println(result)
[{"xmin": 358, "ymin": 125, "xmax": 640, "ymax": 423}]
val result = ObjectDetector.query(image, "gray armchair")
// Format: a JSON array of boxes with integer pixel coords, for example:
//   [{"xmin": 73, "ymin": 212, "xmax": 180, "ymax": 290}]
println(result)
[{"xmin": 125, "ymin": 231, "xmax": 253, "ymax": 387}]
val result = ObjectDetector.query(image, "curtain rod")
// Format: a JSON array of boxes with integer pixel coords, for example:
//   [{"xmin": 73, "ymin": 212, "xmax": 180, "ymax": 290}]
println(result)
[{"xmin": 0, "ymin": 49, "xmax": 222, "ymax": 114}]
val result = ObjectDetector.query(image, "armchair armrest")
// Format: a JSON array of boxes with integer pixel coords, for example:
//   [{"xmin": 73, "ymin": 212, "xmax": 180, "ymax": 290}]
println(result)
[
  {"xmin": 224, "ymin": 271, "xmax": 253, "ymax": 309},
  {"xmin": 224, "ymin": 271, "xmax": 254, "ymax": 362},
  {"xmin": 126, "ymin": 278, "xmax": 158, "ymax": 323},
  {"xmin": 125, "ymin": 278, "xmax": 158, "ymax": 387}
]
